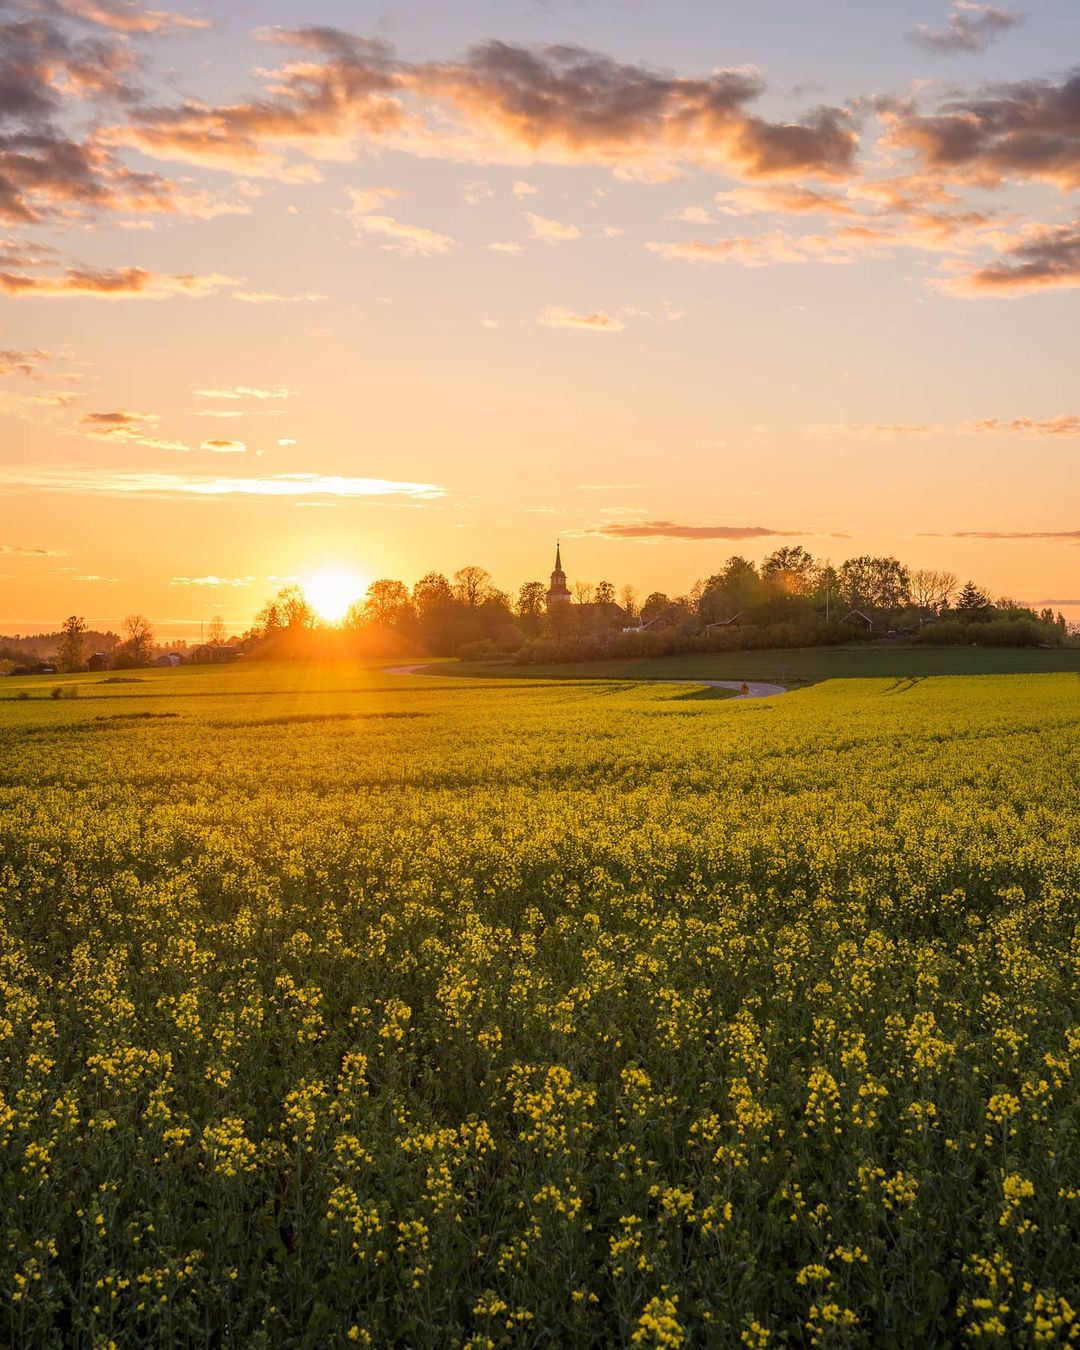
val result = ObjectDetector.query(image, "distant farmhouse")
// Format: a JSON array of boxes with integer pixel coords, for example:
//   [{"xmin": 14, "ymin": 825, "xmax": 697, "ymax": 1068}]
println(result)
[{"xmin": 546, "ymin": 543, "xmax": 624, "ymax": 630}]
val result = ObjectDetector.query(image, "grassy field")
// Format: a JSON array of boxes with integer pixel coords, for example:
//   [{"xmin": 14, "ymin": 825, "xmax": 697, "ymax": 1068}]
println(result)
[
  {"xmin": 2, "ymin": 661, "xmax": 1080, "ymax": 1346},
  {"xmin": 450, "ymin": 643, "xmax": 1080, "ymax": 686}
]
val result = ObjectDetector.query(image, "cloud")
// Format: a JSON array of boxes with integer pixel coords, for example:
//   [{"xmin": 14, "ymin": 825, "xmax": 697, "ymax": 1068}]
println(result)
[
  {"xmin": 512, "ymin": 179, "xmax": 537, "ymax": 197},
  {"xmin": 921, "ymin": 529, "xmax": 1080, "ymax": 540},
  {"xmin": 0, "ymin": 347, "xmax": 51, "ymax": 377},
  {"xmin": 486, "ymin": 240, "xmax": 522, "ymax": 254},
  {"xmin": 647, "ymin": 230, "xmax": 856, "ymax": 267},
  {"xmin": 0, "ymin": 265, "xmax": 236, "ymax": 298},
  {"xmin": 346, "ymin": 184, "xmax": 402, "ymax": 213},
  {"xmin": 539, "ymin": 305, "xmax": 624, "ymax": 331},
  {"xmin": 887, "ymin": 72, "xmax": 1080, "ymax": 191},
  {"xmin": 1035, "ymin": 598, "xmax": 1080, "ymax": 606},
  {"xmin": 193, "ymin": 385, "xmax": 292, "ymax": 400},
  {"xmin": 715, "ymin": 183, "xmax": 857, "ymax": 216},
  {"xmin": 0, "ymin": 543, "xmax": 66, "ymax": 557},
  {"xmin": 943, "ymin": 220, "xmax": 1080, "ymax": 294},
  {"xmin": 0, "ymin": 466, "xmax": 445, "ymax": 500},
  {"xmin": 589, "ymin": 520, "xmax": 826, "ymax": 540},
  {"xmin": 52, "ymin": 2, "xmax": 212, "ymax": 36},
  {"xmin": 170, "ymin": 575, "xmax": 254, "ymax": 588},
  {"xmin": 108, "ymin": 32, "xmax": 857, "ymax": 183},
  {"xmin": 911, "ymin": 2, "xmax": 1024, "ymax": 55},
  {"xmin": 817, "ymin": 415, "xmax": 1080, "ymax": 437},
  {"xmin": 230, "ymin": 289, "xmax": 326, "ymax": 303},
  {"xmin": 526, "ymin": 211, "xmax": 581, "ymax": 243},
  {"xmin": 79, "ymin": 407, "xmax": 189, "ymax": 451},
  {"xmin": 352, "ymin": 213, "xmax": 455, "ymax": 255},
  {"xmin": 199, "ymin": 438, "xmax": 246, "ymax": 453}
]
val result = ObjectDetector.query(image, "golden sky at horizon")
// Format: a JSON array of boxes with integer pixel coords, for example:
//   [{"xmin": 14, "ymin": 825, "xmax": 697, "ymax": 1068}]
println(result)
[{"xmin": 1, "ymin": 0, "xmax": 1078, "ymax": 637}]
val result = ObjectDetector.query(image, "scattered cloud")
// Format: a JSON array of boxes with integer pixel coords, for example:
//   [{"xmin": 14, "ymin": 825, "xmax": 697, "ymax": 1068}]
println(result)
[
  {"xmin": 352, "ymin": 213, "xmax": 455, "ymax": 256},
  {"xmin": 943, "ymin": 221, "xmax": 1080, "ymax": 295},
  {"xmin": 170, "ymin": 575, "xmax": 255, "ymax": 588},
  {"xmin": 512, "ymin": 180, "xmax": 538, "ymax": 198},
  {"xmin": 346, "ymin": 185, "xmax": 403, "ymax": 213},
  {"xmin": 647, "ymin": 230, "xmax": 856, "ymax": 267},
  {"xmin": 106, "ymin": 32, "xmax": 858, "ymax": 184},
  {"xmin": 199, "ymin": 438, "xmax": 246, "ymax": 453},
  {"xmin": 887, "ymin": 73, "xmax": 1080, "ymax": 191},
  {"xmin": 79, "ymin": 408, "xmax": 189, "ymax": 451},
  {"xmin": 0, "ymin": 466, "xmax": 445, "ymax": 500},
  {"xmin": 230, "ymin": 289, "xmax": 326, "ymax": 303},
  {"xmin": 0, "ymin": 543, "xmax": 66, "ymax": 557},
  {"xmin": 816, "ymin": 415, "xmax": 1080, "ymax": 438},
  {"xmin": 0, "ymin": 347, "xmax": 52, "ymax": 378},
  {"xmin": 0, "ymin": 266, "xmax": 236, "ymax": 299},
  {"xmin": 911, "ymin": 2, "xmax": 1024, "ymax": 55},
  {"xmin": 539, "ymin": 305, "xmax": 624, "ymax": 331},
  {"xmin": 193, "ymin": 385, "xmax": 292, "ymax": 400},
  {"xmin": 486, "ymin": 240, "xmax": 523, "ymax": 255},
  {"xmin": 53, "ymin": 1, "xmax": 212, "ymax": 36},
  {"xmin": 526, "ymin": 211, "xmax": 581, "ymax": 243},
  {"xmin": 589, "ymin": 520, "xmax": 826, "ymax": 540},
  {"xmin": 921, "ymin": 529, "xmax": 1080, "ymax": 540}
]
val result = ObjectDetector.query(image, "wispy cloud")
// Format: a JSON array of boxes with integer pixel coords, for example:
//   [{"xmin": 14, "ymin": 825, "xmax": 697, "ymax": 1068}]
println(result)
[
  {"xmin": 539, "ymin": 306, "xmax": 624, "ymax": 331},
  {"xmin": 647, "ymin": 230, "xmax": 856, "ymax": 267},
  {"xmin": 0, "ymin": 544, "xmax": 67, "ymax": 557},
  {"xmin": 815, "ymin": 415, "xmax": 1080, "ymax": 438},
  {"xmin": 54, "ymin": 1, "xmax": 212, "ymax": 35},
  {"xmin": 170, "ymin": 575, "xmax": 255, "ymax": 588},
  {"xmin": 526, "ymin": 212, "xmax": 581, "ymax": 243},
  {"xmin": 0, "ymin": 348, "xmax": 52, "ymax": 378},
  {"xmin": 352, "ymin": 214, "xmax": 455, "ymax": 256},
  {"xmin": 588, "ymin": 520, "xmax": 834, "ymax": 541},
  {"xmin": 0, "ymin": 267, "xmax": 237, "ymax": 299},
  {"xmin": 920, "ymin": 529, "xmax": 1080, "ymax": 540},
  {"xmin": 79, "ymin": 408, "xmax": 189, "ymax": 452},
  {"xmin": 942, "ymin": 221, "xmax": 1080, "ymax": 295},
  {"xmin": 193, "ymin": 385, "xmax": 292, "ymax": 400},
  {"xmin": 911, "ymin": 2, "xmax": 1024, "ymax": 55},
  {"xmin": 199, "ymin": 438, "xmax": 246, "ymax": 453},
  {"xmin": 0, "ymin": 466, "xmax": 445, "ymax": 500}
]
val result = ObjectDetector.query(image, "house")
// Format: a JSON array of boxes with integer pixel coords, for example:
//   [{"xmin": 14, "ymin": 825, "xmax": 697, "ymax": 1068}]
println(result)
[
  {"xmin": 705, "ymin": 611, "xmax": 744, "ymax": 630},
  {"xmin": 155, "ymin": 653, "xmax": 182, "ymax": 668},
  {"xmin": 845, "ymin": 610, "xmax": 874, "ymax": 630},
  {"xmin": 193, "ymin": 643, "xmax": 242, "ymax": 664},
  {"xmin": 87, "ymin": 653, "xmax": 110, "ymax": 672}
]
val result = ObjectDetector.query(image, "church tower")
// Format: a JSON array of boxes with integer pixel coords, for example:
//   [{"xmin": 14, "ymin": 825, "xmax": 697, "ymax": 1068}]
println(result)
[{"xmin": 547, "ymin": 541, "xmax": 571, "ymax": 607}]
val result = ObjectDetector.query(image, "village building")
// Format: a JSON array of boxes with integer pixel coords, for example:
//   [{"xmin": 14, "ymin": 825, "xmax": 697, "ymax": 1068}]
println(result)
[{"xmin": 545, "ymin": 542, "xmax": 624, "ymax": 630}]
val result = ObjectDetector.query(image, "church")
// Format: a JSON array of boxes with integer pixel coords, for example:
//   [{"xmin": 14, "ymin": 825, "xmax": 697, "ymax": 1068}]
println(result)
[{"xmin": 545, "ymin": 542, "xmax": 625, "ymax": 627}]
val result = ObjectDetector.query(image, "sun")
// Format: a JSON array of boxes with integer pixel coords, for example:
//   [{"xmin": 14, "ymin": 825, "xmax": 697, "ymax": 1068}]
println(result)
[{"xmin": 303, "ymin": 567, "xmax": 366, "ymax": 624}]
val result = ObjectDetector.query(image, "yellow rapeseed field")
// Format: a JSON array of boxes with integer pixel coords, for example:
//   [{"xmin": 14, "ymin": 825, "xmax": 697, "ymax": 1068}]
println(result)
[{"xmin": 1, "ymin": 663, "xmax": 1079, "ymax": 1347}]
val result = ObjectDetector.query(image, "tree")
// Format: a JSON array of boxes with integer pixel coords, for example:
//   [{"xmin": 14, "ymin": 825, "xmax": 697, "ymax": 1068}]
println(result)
[
  {"xmin": 255, "ymin": 585, "xmax": 314, "ymax": 639},
  {"xmin": 910, "ymin": 569, "xmax": 957, "ymax": 613},
  {"xmin": 837, "ymin": 556, "xmax": 911, "ymax": 613},
  {"xmin": 571, "ymin": 581, "xmax": 594, "ymax": 605},
  {"xmin": 619, "ymin": 585, "xmax": 639, "ymax": 621},
  {"xmin": 761, "ymin": 545, "xmax": 817, "ymax": 597},
  {"xmin": 412, "ymin": 572, "xmax": 454, "ymax": 624},
  {"xmin": 641, "ymin": 592, "xmax": 670, "ymax": 622},
  {"xmin": 121, "ymin": 613, "xmax": 154, "ymax": 665},
  {"xmin": 954, "ymin": 580, "xmax": 991, "ymax": 617},
  {"xmin": 699, "ymin": 556, "xmax": 761, "ymax": 623},
  {"xmin": 206, "ymin": 615, "xmax": 227, "ymax": 645},
  {"xmin": 516, "ymin": 581, "xmax": 547, "ymax": 624},
  {"xmin": 594, "ymin": 580, "xmax": 616, "ymax": 606},
  {"xmin": 361, "ymin": 579, "xmax": 412, "ymax": 629},
  {"xmin": 57, "ymin": 614, "xmax": 87, "ymax": 672},
  {"xmin": 452, "ymin": 566, "xmax": 494, "ymax": 609}
]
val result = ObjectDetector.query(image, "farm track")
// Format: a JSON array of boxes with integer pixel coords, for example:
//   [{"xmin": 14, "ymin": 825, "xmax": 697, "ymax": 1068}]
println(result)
[{"xmin": 383, "ymin": 664, "xmax": 788, "ymax": 699}]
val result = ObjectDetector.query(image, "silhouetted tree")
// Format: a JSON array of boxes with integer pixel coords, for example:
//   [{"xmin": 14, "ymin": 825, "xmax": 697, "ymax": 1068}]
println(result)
[
  {"xmin": 57, "ymin": 614, "xmax": 87, "ymax": 672},
  {"xmin": 120, "ymin": 613, "xmax": 154, "ymax": 665},
  {"xmin": 452, "ymin": 566, "xmax": 494, "ymax": 609}
]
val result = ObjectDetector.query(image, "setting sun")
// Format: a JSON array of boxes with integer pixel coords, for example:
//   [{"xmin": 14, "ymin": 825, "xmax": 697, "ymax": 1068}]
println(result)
[{"xmin": 303, "ymin": 567, "xmax": 366, "ymax": 623}]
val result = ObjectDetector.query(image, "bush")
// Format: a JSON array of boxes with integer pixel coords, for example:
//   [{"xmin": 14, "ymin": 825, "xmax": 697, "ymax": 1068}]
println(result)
[
  {"xmin": 914, "ymin": 618, "xmax": 1056, "ymax": 648},
  {"xmin": 50, "ymin": 684, "xmax": 79, "ymax": 700}
]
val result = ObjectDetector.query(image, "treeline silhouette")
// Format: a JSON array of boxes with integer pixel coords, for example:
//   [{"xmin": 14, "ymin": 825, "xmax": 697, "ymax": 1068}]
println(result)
[{"xmin": 247, "ymin": 548, "xmax": 1073, "ymax": 662}]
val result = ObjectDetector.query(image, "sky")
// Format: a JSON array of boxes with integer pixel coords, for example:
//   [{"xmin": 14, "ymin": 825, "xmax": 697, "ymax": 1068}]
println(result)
[{"xmin": 1, "ymin": 0, "xmax": 1078, "ymax": 637}]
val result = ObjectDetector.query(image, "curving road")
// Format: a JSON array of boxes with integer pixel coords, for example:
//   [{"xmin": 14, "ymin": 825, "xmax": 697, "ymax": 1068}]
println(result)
[{"xmin": 383, "ymin": 665, "xmax": 787, "ymax": 700}]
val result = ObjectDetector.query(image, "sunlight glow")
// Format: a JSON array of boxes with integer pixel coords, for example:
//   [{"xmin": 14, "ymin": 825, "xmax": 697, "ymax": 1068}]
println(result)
[{"xmin": 303, "ymin": 567, "xmax": 366, "ymax": 623}]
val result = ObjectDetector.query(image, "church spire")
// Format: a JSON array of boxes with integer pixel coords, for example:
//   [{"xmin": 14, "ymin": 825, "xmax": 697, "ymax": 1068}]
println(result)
[{"xmin": 547, "ymin": 539, "xmax": 571, "ymax": 606}]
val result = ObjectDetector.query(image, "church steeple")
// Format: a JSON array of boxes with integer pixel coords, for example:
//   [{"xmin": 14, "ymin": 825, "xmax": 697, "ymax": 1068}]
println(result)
[{"xmin": 547, "ymin": 539, "xmax": 571, "ymax": 606}]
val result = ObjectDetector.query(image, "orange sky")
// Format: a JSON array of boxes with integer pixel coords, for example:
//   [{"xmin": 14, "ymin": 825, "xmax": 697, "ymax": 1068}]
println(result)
[{"xmin": 1, "ymin": 0, "xmax": 1078, "ymax": 637}]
